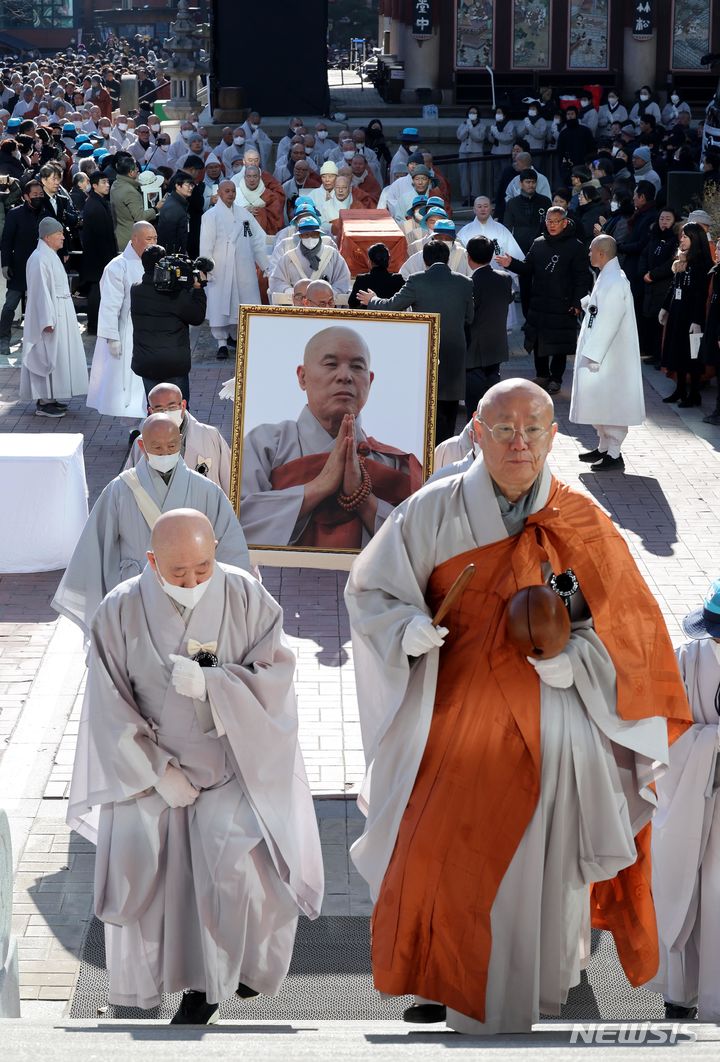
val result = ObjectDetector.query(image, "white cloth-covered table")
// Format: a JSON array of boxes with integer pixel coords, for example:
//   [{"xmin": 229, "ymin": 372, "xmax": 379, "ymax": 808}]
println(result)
[{"xmin": 0, "ymin": 434, "xmax": 88, "ymax": 573}]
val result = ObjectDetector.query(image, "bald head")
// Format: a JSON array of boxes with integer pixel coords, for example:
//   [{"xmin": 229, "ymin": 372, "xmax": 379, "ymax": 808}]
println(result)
[
  {"xmin": 479, "ymin": 378, "xmax": 553, "ymax": 423},
  {"xmin": 147, "ymin": 510, "xmax": 216, "ymax": 587},
  {"xmin": 298, "ymin": 327, "xmax": 374, "ymax": 435},
  {"xmin": 475, "ymin": 378, "xmax": 557, "ymax": 503},
  {"xmin": 589, "ymin": 234, "xmax": 617, "ymax": 270},
  {"xmin": 130, "ymin": 220, "xmax": 157, "ymax": 257},
  {"xmin": 140, "ymin": 412, "xmax": 181, "ymax": 455},
  {"xmin": 147, "ymin": 382, "xmax": 185, "ymax": 417},
  {"xmin": 292, "ymin": 277, "xmax": 311, "ymax": 305},
  {"xmin": 305, "ymin": 279, "xmax": 335, "ymax": 308}
]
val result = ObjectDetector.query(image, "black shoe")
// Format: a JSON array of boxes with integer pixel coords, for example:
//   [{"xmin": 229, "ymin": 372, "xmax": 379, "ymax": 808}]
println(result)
[
  {"xmin": 35, "ymin": 401, "xmax": 66, "ymax": 418},
  {"xmin": 590, "ymin": 453, "xmax": 625, "ymax": 472},
  {"xmin": 170, "ymin": 990, "xmax": 219, "ymax": 1025},
  {"xmin": 662, "ymin": 388, "xmax": 683, "ymax": 403},
  {"xmin": 216, "ymin": 345, "xmax": 229, "ymax": 360},
  {"xmin": 546, "ymin": 380, "xmax": 561, "ymax": 395},
  {"xmin": 702, "ymin": 412, "xmax": 720, "ymax": 425},
  {"xmin": 664, "ymin": 1002, "xmax": 697, "ymax": 1020},
  {"xmin": 226, "ymin": 336, "xmax": 237, "ymax": 348},
  {"xmin": 236, "ymin": 981, "xmax": 260, "ymax": 999},
  {"xmin": 677, "ymin": 393, "xmax": 701, "ymax": 408},
  {"xmin": 402, "ymin": 1002, "xmax": 447, "ymax": 1024},
  {"xmin": 578, "ymin": 447, "xmax": 602, "ymax": 463}
]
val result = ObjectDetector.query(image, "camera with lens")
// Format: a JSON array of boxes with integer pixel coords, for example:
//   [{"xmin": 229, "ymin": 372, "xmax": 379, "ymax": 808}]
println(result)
[{"xmin": 153, "ymin": 254, "xmax": 214, "ymax": 293}]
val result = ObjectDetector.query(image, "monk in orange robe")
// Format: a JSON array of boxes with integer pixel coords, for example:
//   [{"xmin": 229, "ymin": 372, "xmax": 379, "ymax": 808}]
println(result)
[{"xmin": 345, "ymin": 378, "xmax": 691, "ymax": 1036}]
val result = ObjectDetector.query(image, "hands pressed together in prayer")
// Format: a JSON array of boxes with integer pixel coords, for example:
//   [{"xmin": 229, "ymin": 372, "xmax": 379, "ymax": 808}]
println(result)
[{"xmin": 298, "ymin": 413, "xmax": 378, "ymax": 531}]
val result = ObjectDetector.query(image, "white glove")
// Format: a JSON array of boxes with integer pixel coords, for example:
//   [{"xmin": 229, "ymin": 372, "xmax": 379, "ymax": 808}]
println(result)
[
  {"xmin": 401, "ymin": 615, "xmax": 449, "ymax": 657},
  {"xmin": 154, "ymin": 763, "xmax": 199, "ymax": 808},
  {"xmin": 689, "ymin": 323, "xmax": 702, "ymax": 335},
  {"xmin": 107, "ymin": 339, "xmax": 122, "ymax": 357},
  {"xmin": 168, "ymin": 654, "xmax": 207, "ymax": 700},
  {"xmin": 658, "ymin": 309, "xmax": 669, "ymax": 326},
  {"xmin": 526, "ymin": 651, "xmax": 574, "ymax": 689}
]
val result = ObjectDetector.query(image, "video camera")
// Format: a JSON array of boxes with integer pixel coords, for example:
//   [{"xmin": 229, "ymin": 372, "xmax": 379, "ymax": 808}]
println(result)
[{"xmin": 153, "ymin": 254, "xmax": 214, "ymax": 293}]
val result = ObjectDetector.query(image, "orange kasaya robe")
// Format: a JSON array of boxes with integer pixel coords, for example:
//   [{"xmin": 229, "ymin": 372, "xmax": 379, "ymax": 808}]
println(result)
[
  {"xmin": 371, "ymin": 477, "xmax": 691, "ymax": 1023},
  {"xmin": 270, "ymin": 439, "xmax": 423, "ymax": 549}
]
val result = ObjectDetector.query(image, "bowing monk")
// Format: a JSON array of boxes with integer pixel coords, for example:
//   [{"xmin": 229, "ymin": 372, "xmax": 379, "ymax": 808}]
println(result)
[
  {"xmin": 239, "ymin": 326, "xmax": 423, "ymax": 548},
  {"xmin": 67, "ymin": 510, "xmax": 323, "ymax": 1023},
  {"xmin": 345, "ymin": 378, "xmax": 691, "ymax": 1035}
]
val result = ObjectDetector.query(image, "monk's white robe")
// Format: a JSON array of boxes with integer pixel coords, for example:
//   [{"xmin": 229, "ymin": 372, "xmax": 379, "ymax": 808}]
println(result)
[
  {"xmin": 200, "ymin": 200, "xmax": 269, "ymax": 328},
  {"xmin": 19, "ymin": 240, "xmax": 89, "ymax": 402},
  {"xmin": 52, "ymin": 456, "xmax": 249, "ymax": 636},
  {"xmin": 400, "ymin": 242, "xmax": 473, "ymax": 280},
  {"xmin": 268, "ymin": 230, "xmax": 334, "ymax": 276},
  {"xmin": 86, "ymin": 244, "xmax": 146, "ymax": 419},
  {"xmin": 433, "ymin": 420, "xmax": 475, "ymax": 470},
  {"xmin": 647, "ymin": 638, "xmax": 720, "ymax": 1019},
  {"xmin": 268, "ymin": 237, "xmax": 351, "ymax": 297},
  {"xmin": 67, "ymin": 562, "xmax": 323, "ymax": 1009},
  {"xmin": 240, "ymin": 405, "xmax": 413, "ymax": 547},
  {"xmin": 345, "ymin": 457, "xmax": 669, "ymax": 1035},
  {"xmin": 126, "ymin": 411, "xmax": 232, "ymax": 496},
  {"xmin": 456, "ymin": 216, "xmax": 525, "ymax": 330}
]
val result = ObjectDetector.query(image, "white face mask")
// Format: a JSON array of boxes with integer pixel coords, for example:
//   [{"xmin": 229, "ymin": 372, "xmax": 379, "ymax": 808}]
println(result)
[
  {"xmin": 671, "ymin": 94, "xmax": 679, "ymax": 104},
  {"xmin": 182, "ymin": 129, "xmax": 193, "ymax": 141},
  {"xmin": 117, "ymin": 122, "xmax": 127, "ymax": 131},
  {"xmin": 580, "ymin": 100, "xmax": 589, "ymax": 108},
  {"xmin": 149, "ymin": 122, "xmax": 160, "ymax": 131},
  {"xmin": 147, "ymin": 451, "xmax": 180, "ymax": 474},
  {"xmin": 528, "ymin": 109, "xmax": 537, "ymax": 117},
  {"xmin": 101, "ymin": 128, "xmax": 110, "ymax": 137},
  {"xmin": 468, "ymin": 111, "xmax": 478, "ymax": 121},
  {"xmin": 233, "ymin": 136, "xmax": 244, "ymax": 146},
  {"xmin": 301, "ymin": 236, "xmax": 319, "ymax": 249},
  {"xmin": 305, "ymin": 146, "xmax": 313, "ymax": 155},
  {"xmin": 640, "ymin": 93, "xmax": 649, "ymax": 102},
  {"xmin": 159, "ymin": 408, "xmax": 184, "ymax": 427},
  {"xmin": 495, "ymin": 113, "xmax": 503, "ymax": 122},
  {"xmin": 342, "ymin": 150, "xmax": 355, "ymax": 160},
  {"xmin": 317, "ymin": 130, "xmax": 327, "ymax": 140},
  {"xmin": 156, "ymin": 564, "xmax": 212, "ymax": 610},
  {"xmin": 610, "ymin": 200, "xmax": 619, "ymax": 212},
  {"xmin": 249, "ymin": 122, "xmax": 259, "ymax": 131},
  {"xmin": 608, "ymin": 97, "xmax": 618, "ymax": 106}
]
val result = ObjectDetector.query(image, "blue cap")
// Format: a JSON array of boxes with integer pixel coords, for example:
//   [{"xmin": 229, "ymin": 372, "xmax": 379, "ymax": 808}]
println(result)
[
  {"xmin": 434, "ymin": 219, "xmax": 456, "ymax": 235},
  {"xmin": 426, "ymin": 195, "xmax": 445, "ymax": 209},
  {"xmin": 405, "ymin": 194, "xmax": 428, "ymax": 218},
  {"xmin": 6, "ymin": 118, "xmax": 21, "ymax": 129},
  {"xmin": 62, "ymin": 122, "xmax": 76, "ymax": 134},
  {"xmin": 421, "ymin": 206, "xmax": 448, "ymax": 229},
  {"xmin": 297, "ymin": 216, "xmax": 321, "ymax": 232},
  {"xmin": 93, "ymin": 148, "xmax": 109, "ymax": 161},
  {"xmin": 401, "ymin": 127, "xmax": 419, "ymax": 139},
  {"xmin": 77, "ymin": 143, "xmax": 94, "ymax": 157},
  {"xmin": 75, "ymin": 133, "xmax": 90, "ymax": 144},
  {"xmin": 683, "ymin": 580, "xmax": 720, "ymax": 639}
]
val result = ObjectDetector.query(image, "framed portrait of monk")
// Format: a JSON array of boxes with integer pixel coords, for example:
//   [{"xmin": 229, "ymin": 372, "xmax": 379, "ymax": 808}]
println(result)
[{"xmin": 229, "ymin": 306, "xmax": 439, "ymax": 569}]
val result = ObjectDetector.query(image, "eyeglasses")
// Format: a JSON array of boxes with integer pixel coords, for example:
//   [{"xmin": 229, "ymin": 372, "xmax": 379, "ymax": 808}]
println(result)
[
  {"xmin": 149, "ymin": 403, "xmax": 181, "ymax": 412},
  {"xmin": 479, "ymin": 420, "xmax": 554, "ymax": 445}
]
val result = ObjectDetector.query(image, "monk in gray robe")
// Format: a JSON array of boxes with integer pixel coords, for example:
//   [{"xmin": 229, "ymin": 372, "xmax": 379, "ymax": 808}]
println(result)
[
  {"xmin": 126, "ymin": 382, "xmax": 232, "ymax": 495},
  {"xmin": 240, "ymin": 326, "xmax": 423, "ymax": 548},
  {"xmin": 67, "ymin": 510, "xmax": 323, "ymax": 1023},
  {"xmin": 53, "ymin": 414, "xmax": 249, "ymax": 635}
]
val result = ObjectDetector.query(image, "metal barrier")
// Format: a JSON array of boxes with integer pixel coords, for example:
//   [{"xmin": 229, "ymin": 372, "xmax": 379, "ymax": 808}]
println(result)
[{"xmin": 431, "ymin": 148, "xmax": 565, "ymax": 201}]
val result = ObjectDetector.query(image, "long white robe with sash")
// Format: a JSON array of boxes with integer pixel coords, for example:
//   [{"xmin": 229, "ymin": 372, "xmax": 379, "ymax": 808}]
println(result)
[
  {"xmin": 67, "ymin": 562, "xmax": 323, "ymax": 1008},
  {"xmin": 240, "ymin": 405, "xmax": 413, "ymax": 547},
  {"xmin": 126, "ymin": 411, "xmax": 232, "ymax": 495},
  {"xmin": 268, "ymin": 237, "xmax": 351, "ymax": 297},
  {"xmin": 86, "ymin": 244, "xmax": 146, "ymax": 419},
  {"xmin": 52, "ymin": 456, "xmax": 249, "ymax": 636},
  {"xmin": 345, "ymin": 457, "xmax": 669, "ymax": 1034},
  {"xmin": 400, "ymin": 242, "xmax": 473, "ymax": 280},
  {"xmin": 200, "ymin": 200, "xmax": 269, "ymax": 327},
  {"xmin": 647, "ymin": 638, "xmax": 720, "ymax": 1019},
  {"xmin": 19, "ymin": 240, "xmax": 89, "ymax": 402}
]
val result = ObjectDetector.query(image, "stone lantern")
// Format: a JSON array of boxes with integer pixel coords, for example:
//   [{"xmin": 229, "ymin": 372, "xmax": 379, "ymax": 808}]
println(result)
[{"xmin": 162, "ymin": 0, "xmax": 210, "ymax": 119}]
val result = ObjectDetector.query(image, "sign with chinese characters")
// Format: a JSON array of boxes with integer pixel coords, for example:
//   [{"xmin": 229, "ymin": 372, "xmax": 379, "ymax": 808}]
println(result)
[
  {"xmin": 412, "ymin": 0, "xmax": 433, "ymax": 39},
  {"xmin": 632, "ymin": 0, "xmax": 654, "ymax": 39},
  {"xmin": 568, "ymin": 0, "xmax": 610, "ymax": 70},
  {"xmin": 455, "ymin": 0, "xmax": 494, "ymax": 69},
  {"xmin": 512, "ymin": 0, "xmax": 551, "ymax": 70},
  {"xmin": 671, "ymin": 0, "xmax": 711, "ymax": 70}
]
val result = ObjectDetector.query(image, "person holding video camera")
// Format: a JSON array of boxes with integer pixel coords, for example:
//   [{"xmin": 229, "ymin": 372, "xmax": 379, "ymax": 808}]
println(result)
[{"xmin": 130, "ymin": 243, "xmax": 209, "ymax": 406}]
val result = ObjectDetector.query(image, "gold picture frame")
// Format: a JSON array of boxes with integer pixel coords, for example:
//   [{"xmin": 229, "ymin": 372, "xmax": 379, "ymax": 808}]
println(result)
[{"xmin": 229, "ymin": 305, "xmax": 440, "ymax": 570}]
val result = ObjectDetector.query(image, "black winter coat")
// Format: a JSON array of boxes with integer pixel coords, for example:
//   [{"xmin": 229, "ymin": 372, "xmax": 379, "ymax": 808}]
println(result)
[
  {"xmin": 662, "ymin": 261, "xmax": 711, "ymax": 373},
  {"xmin": 80, "ymin": 191, "xmax": 118, "ymax": 282},
  {"xmin": 700, "ymin": 266, "xmax": 720, "ymax": 368},
  {"xmin": 348, "ymin": 266, "xmax": 404, "ymax": 308},
  {"xmin": 508, "ymin": 220, "xmax": 592, "ymax": 358},
  {"xmin": 616, "ymin": 205, "xmax": 658, "ymax": 293},
  {"xmin": 156, "ymin": 190, "xmax": 189, "ymax": 254},
  {"xmin": 130, "ymin": 273, "xmax": 207, "ymax": 379},
  {"xmin": 503, "ymin": 192, "xmax": 552, "ymax": 254},
  {"xmin": 638, "ymin": 226, "xmax": 678, "ymax": 317},
  {"xmin": 0, "ymin": 203, "xmax": 41, "ymax": 290}
]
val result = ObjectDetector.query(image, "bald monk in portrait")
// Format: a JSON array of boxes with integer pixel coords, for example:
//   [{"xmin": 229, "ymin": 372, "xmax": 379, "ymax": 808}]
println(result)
[
  {"xmin": 67, "ymin": 509, "xmax": 323, "ymax": 1023},
  {"xmin": 53, "ymin": 413, "xmax": 249, "ymax": 635},
  {"xmin": 345, "ymin": 378, "xmax": 691, "ymax": 1035},
  {"xmin": 239, "ymin": 325, "xmax": 423, "ymax": 548}
]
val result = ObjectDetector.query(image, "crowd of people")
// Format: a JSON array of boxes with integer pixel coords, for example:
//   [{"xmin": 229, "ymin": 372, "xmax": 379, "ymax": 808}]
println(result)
[{"xmin": 5, "ymin": 38, "xmax": 720, "ymax": 1035}]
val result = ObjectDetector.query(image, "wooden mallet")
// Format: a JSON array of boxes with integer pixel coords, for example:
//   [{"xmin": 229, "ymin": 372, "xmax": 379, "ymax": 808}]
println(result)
[{"xmin": 431, "ymin": 563, "xmax": 476, "ymax": 627}]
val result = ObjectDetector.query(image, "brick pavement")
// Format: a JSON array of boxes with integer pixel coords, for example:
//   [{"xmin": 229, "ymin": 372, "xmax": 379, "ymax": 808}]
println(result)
[{"xmin": 4, "ymin": 320, "xmax": 720, "ymax": 1010}]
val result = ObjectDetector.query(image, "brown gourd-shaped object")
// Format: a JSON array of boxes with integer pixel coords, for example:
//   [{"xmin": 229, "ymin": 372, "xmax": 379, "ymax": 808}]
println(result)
[{"xmin": 506, "ymin": 584, "xmax": 571, "ymax": 659}]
